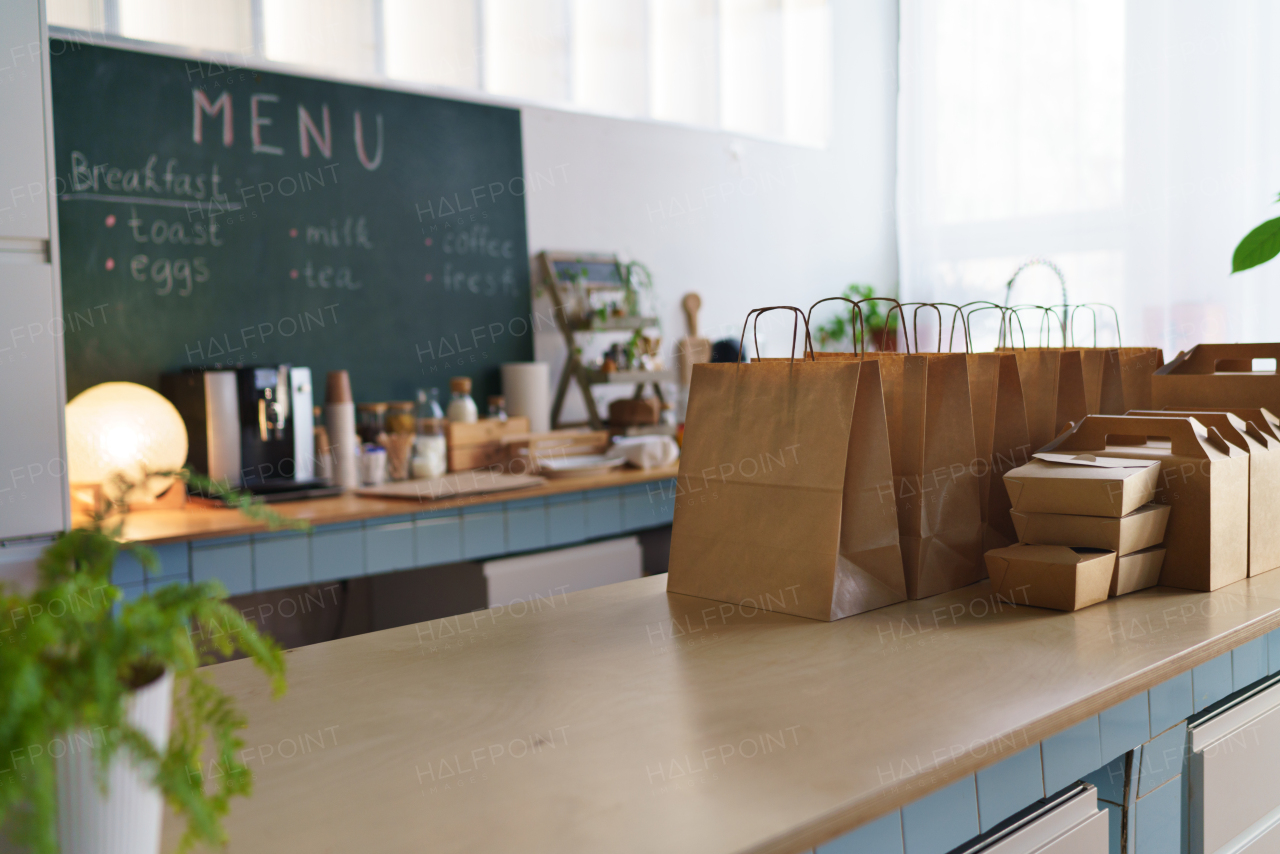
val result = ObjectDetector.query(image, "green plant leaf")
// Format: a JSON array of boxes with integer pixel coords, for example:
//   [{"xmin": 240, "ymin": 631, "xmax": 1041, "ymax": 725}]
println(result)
[
  {"xmin": 1232, "ymin": 216, "xmax": 1280, "ymax": 273},
  {"xmin": 0, "ymin": 469, "xmax": 288, "ymax": 854}
]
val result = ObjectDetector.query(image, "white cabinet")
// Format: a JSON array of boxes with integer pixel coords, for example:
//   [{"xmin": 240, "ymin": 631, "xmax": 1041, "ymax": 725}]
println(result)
[
  {"xmin": 0, "ymin": 0, "xmax": 51, "ymax": 240},
  {"xmin": 1189, "ymin": 676, "xmax": 1280, "ymax": 854},
  {"xmin": 0, "ymin": 0, "xmax": 68, "ymax": 540},
  {"xmin": 973, "ymin": 785, "xmax": 1109, "ymax": 854}
]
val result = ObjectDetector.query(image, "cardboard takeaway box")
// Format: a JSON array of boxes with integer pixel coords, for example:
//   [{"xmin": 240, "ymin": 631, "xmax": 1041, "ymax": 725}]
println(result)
[
  {"xmin": 985, "ymin": 544, "xmax": 1116, "ymax": 611},
  {"xmin": 1152, "ymin": 344, "xmax": 1280, "ymax": 413},
  {"xmin": 1132, "ymin": 409, "xmax": 1280, "ymax": 576},
  {"xmin": 1113, "ymin": 546, "xmax": 1166, "ymax": 597},
  {"xmin": 1041, "ymin": 415, "xmax": 1249, "ymax": 591},
  {"xmin": 1003, "ymin": 455, "xmax": 1161, "ymax": 518},
  {"xmin": 1010, "ymin": 503, "xmax": 1170, "ymax": 555}
]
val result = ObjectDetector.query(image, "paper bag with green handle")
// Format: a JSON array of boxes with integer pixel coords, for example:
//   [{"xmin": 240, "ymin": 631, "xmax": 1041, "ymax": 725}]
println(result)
[
  {"xmin": 667, "ymin": 306, "xmax": 905, "ymax": 621},
  {"xmin": 1153, "ymin": 343, "xmax": 1280, "ymax": 413},
  {"xmin": 1040, "ymin": 414, "xmax": 1248, "ymax": 591}
]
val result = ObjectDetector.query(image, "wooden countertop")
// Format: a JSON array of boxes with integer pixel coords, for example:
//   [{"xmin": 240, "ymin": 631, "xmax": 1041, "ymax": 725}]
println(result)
[
  {"xmin": 104, "ymin": 465, "xmax": 678, "ymax": 545},
  {"xmin": 163, "ymin": 569, "xmax": 1280, "ymax": 854}
]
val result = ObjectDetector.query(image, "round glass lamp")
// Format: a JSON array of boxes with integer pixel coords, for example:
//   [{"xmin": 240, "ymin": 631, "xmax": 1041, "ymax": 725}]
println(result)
[{"xmin": 65, "ymin": 382, "xmax": 188, "ymax": 502}]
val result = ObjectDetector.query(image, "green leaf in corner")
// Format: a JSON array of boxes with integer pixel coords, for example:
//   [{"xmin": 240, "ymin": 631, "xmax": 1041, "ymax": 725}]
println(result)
[{"xmin": 1232, "ymin": 216, "xmax": 1280, "ymax": 273}]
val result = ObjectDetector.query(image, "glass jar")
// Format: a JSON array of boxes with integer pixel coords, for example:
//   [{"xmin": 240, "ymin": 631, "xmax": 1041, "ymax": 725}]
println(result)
[
  {"xmin": 412, "ymin": 388, "xmax": 449, "ymax": 479},
  {"xmin": 447, "ymin": 377, "xmax": 478, "ymax": 423},
  {"xmin": 488, "ymin": 395, "xmax": 508, "ymax": 422},
  {"xmin": 356, "ymin": 402, "xmax": 388, "ymax": 444},
  {"xmin": 385, "ymin": 401, "xmax": 416, "ymax": 435}
]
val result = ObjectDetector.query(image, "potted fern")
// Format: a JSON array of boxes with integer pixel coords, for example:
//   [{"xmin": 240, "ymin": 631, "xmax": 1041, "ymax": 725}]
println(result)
[{"xmin": 0, "ymin": 471, "xmax": 294, "ymax": 853}]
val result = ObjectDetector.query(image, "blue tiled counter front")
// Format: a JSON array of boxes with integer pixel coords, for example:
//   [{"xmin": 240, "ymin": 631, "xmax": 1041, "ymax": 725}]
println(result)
[
  {"xmin": 112, "ymin": 479, "xmax": 677, "ymax": 595},
  {"xmin": 815, "ymin": 634, "xmax": 1280, "ymax": 854}
]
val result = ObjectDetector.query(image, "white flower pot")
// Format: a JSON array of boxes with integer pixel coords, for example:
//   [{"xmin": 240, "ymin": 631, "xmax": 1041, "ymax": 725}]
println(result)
[{"xmin": 55, "ymin": 670, "xmax": 173, "ymax": 854}]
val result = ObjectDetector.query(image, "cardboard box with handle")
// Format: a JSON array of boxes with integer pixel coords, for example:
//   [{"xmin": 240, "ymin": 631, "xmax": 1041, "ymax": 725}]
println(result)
[
  {"xmin": 1040, "ymin": 414, "xmax": 1248, "ymax": 591},
  {"xmin": 1153, "ymin": 344, "xmax": 1280, "ymax": 412},
  {"xmin": 1130, "ymin": 409, "xmax": 1280, "ymax": 576}
]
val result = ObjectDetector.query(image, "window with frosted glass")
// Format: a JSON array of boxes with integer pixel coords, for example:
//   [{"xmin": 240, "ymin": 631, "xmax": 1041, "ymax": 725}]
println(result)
[
  {"xmin": 48, "ymin": 0, "xmax": 833, "ymax": 147},
  {"xmin": 118, "ymin": 0, "xmax": 254, "ymax": 55}
]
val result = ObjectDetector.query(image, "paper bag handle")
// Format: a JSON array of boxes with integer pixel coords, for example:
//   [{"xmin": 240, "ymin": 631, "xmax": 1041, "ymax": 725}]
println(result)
[
  {"xmin": 1047, "ymin": 414, "xmax": 1212, "ymax": 458},
  {"xmin": 896, "ymin": 302, "xmax": 971, "ymax": 353},
  {"xmin": 805, "ymin": 297, "xmax": 867, "ymax": 359},
  {"xmin": 964, "ymin": 302, "xmax": 1026, "ymax": 351},
  {"xmin": 1068, "ymin": 303, "xmax": 1123, "ymax": 348},
  {"xmin": 854, "ymin": 297, "xmax": 911, "ymax": 354},
  {"xmin": 931, "ymin": 303, "xmax": 971, "ymax": 353},
  {"xmin": 1008, "ymin": 304, "xmax": 1068, "ymax": 348},
  {"xmin": 738, "ymin": 306, "xmax": 815, "ymax": 363}
]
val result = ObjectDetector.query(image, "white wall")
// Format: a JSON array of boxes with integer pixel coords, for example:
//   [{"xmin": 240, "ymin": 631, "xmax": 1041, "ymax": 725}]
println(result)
[{"xmin": 522, "ymin": 0, "xmax": 899, "ymax": 420}]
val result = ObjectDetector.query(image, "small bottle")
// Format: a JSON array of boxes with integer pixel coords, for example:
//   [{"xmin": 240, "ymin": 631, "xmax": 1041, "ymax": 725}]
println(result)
[
  {"xmin": 447, "ymin": 377, "xmax": 478, "ymax": 423},
  {"xmin": 488, "ymin": 395, "xmax": 508, "ymax": 422},
  {"xmin": 313, "ymin": 405, "xmax": 333, "ymax": 481},
  {"xmin": 412, "ymin": 388, "xmax": 448, "ymax": 479}
]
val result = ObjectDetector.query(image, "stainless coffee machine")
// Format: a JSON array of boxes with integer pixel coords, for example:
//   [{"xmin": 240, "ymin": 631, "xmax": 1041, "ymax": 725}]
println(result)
[{"xmin": 162, "ymin": 365, "xmax": 336, "ymax": 499}]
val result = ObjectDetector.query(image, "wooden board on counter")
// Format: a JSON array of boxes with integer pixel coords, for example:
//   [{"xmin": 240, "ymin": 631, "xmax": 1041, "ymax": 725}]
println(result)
[
  {"xmin": 104, "ymin": 464, "xmax": 678, "ymax": 544},
  {"xmin": 163, "ymin": 569, "xmax": 1280, "ymax": 854}
]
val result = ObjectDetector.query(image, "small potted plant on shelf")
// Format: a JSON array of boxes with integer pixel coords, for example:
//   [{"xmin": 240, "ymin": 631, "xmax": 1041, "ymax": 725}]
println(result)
[
  {"xmin": 814, "ymin": 283, "xmax": 900, "ymax": 352},
  {"xmin": 0, "ymin": 470, "xmax": 295, "ymax": 854}
]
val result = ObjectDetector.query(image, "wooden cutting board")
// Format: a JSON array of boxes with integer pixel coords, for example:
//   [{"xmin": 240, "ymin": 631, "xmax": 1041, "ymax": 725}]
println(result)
[
  {"xmin": 677, "ymin": 292, "xmax": 712, "ymax": 385},
  {"xmin": 355, "ymin": 471, "xmax": 544, "ymax": 502}
]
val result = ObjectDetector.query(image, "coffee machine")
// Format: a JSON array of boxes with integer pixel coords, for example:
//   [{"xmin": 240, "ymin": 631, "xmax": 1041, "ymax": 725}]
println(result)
[{"xmin": 162, "ymin": 365, "xmax": 337, "ymax": 499}]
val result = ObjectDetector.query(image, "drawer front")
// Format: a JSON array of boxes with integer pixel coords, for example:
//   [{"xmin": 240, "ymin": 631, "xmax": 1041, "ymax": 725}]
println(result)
[{"xmin": 1191, "ymin": 680, "xmax": 1280, "ymax": 854}]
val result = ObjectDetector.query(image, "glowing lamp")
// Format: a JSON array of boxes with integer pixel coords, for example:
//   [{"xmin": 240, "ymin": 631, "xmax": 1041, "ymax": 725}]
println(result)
[{"xmin": 65, "ymin": 382, "xmax": 188, "ymax": 505}]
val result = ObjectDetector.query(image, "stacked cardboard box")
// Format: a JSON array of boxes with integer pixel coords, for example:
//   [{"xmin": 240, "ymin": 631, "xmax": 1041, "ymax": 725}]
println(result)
[{"xmin": 983, "ymin": 454, "xmax": 1169, "ymax": 611}]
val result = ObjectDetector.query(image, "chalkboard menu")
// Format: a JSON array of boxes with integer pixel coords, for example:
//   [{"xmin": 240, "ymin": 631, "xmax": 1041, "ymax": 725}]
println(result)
[{"xmin": 49, "ymin": 39, "xmax": 532, "ymax": 404}]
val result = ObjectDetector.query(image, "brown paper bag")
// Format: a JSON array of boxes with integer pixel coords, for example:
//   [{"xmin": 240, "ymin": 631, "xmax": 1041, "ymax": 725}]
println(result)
[
  {"xmin": 1041, "ymin": 415, "xmax": 1249, "ymax": 591},
  {"xmin": 1131, "ymin": 409, "xmax": 1280, "ymax": 576},
  {"xmin": 1001, "ymin": 348, "xmax": 1089, "ymax": 451},
  {"xmin": 668, "ymin": 311, "xmax": 905, "ymax": 621},
  {"xmin": 1116, "ymin": 348, "xmax": 1165, "ymax": 410},
  {"xmin": 1079, "ymin": 349, "xmax": 1126, "ymax": 414},
  {"xmin": 881, "ymin": 352, "xmax": 986, "ymax": 598},
  {"xmin": 1153, "ymin": 344, "xmax": 1280, "ymax": 412},
  {"xmin": 1077, "ymin": 347, "xmax": 1165, "ymax": 413},
  {"xmin": 967, "ymin": 352, "xmax": 1032, "ymax": 549},
  {"xmin": 813, "ymin": 350, "xmax": 985, "ymax": 598},
  {"xmin": 1064, "ymin": 305, "xmax": 1163, "ymax": 413},
  {"xmin": 812, "ymin": 299, "xmax": 986, "ymax": 598}
]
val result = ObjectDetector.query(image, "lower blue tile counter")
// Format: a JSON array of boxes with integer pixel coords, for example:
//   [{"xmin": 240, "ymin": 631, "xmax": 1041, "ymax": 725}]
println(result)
[{"xmin": 114, "ymin": 478, "xmax": 676, "ymax": 596}]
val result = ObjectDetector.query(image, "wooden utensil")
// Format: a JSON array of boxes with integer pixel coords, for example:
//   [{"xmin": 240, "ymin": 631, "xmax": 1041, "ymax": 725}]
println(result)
[{"xmin": 677, "ymin": 292, "xmax": 712, "ymax": 386}]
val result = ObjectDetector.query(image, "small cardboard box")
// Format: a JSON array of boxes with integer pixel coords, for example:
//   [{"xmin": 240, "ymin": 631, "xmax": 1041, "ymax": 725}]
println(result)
[
  {"xmin": 1041, "ymin": 415, "xmax": 1249, "ymax": 591},
  {"xmin": 1010, "ymin": 503, "xmax": 1170, "ymax": 555},
  {"xmin": 1003, "ymin": 454, "xmax": 1161, "ymax": 517},
  {"xmin": 1112, "ymin": 546, "xmax": 1166, "ymax": 596},
  {"xmin": 984, "ymin": 544, "xmax": 1116, "ymax": 611}
]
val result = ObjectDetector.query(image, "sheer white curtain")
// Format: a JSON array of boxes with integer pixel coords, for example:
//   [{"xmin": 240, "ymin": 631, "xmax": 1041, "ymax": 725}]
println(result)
[{"xmin": 898, "ymin": 0, "xmax": 1280, "ymax": 355}]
